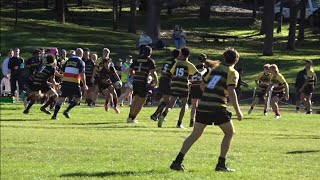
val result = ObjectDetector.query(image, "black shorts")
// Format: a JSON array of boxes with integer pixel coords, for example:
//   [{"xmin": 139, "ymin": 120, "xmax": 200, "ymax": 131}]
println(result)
[
  {"xmin": 190, "ymin": 85, "xmax": 203, "ymax": 99},
  {"xmin": 196, "ymin": 108, "xmax": 232, "ymax": 126},
  {"xmin": 86, "ymin": 77, "xmax": 93, "ymax": 88},
  {"xmin": 28, "ymin": 82, "xmax": 51, "ymax": 93},
  {"xmin": 98, "ymin": 83, "xmax": 110, "ymax": 91},
  {"xmin": 158, "ymin": 77, "xmax": 171, "ymax": 96},
  {"xmin": 171, "ymin": 90, "xmax": 189, "ymax": 98},
  {"xmin": 133, "ymin": 82, "xmax": 148, "ymax": 98},
  {"xmin": 60, "ymin": 84, "xmax": 82, "ymax": 98},
  {"xmin": 302, "ymin": 85, "xmax": 314, "ymax": 96},
  {"xmin": 271, "ymin": 91, "xmax": 284, "ymax": 99},
  {"xmin": 255, "ymin": 91, "xmax": 265, "ymax": 99}
]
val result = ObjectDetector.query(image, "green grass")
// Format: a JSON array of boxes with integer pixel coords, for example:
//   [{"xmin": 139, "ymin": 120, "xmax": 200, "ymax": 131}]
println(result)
[
  {"xmin": 1, "ymin": 102, "xmax": 320, "ymax": 179},
  {"xmin": 1, "ymin": 6, "xmax": 319, "ymax": 96}
]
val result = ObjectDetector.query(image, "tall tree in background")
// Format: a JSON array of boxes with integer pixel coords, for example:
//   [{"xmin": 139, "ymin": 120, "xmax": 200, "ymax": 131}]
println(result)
[
  {"xmin": 113, "ymin": 0, "xmax": 120, "ymax": 31},
  {"xmin": 259, "ymin": 0, "xmax": 268, "ymax": 35},
  {"xmin": 276, "ymin": 0, "xmax": 284, "ymax": 33},
  {"xmin": 119, "ymin": 0, "xmax": 123, "ymax": 19},
  {"xmin": 44, "ymin": 0, "xmax": 49, "ymax": 8},
  {"xmin": 77, "ymin": 0, "xmax": 83, "ymax": 6},
  {"xmin": 298, "ymin": 0, "xmax": 308, "ymax": 42},
  {"xmin": 199, "ymin": 0, "xmax": 211, "ymax": 20},
  {"xmin": 263, "ymin": 0, "xmax": 275, "ymax": 56},
  {"xmin": 252, "ymin": 0, "xmax": 257, "ymax": 19},
  {"xmin": 146, "ymin": 0, "xmax": 162, "ymax": 41},
  {"xmin": 167, "ymin": 0, "xmax": 173, "ymax": 16},
  {"xmin": 57, "ymin": 0, "xmax": 65, "ymax": 23},
  {"xmin": 128, "ymin": 0, "xmax": 138, "ymax": 33},
  {"xmin": 286, "ymin": 0, "xmax": 299, "ymax": 50}
]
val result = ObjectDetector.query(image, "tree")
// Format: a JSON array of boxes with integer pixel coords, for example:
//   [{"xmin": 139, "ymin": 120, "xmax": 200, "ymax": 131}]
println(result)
[
  {"xmin": 286, "ymin": 0, "xmax": 299, "ymax": 50},
  {"xmin": 146, "ymin": 0, "xmax": 162, "ymax": 42},
  {"xmin": 57, "ymin": 0, "xmax": 65, "ymax": 23},
  {"xmin": 276, "ymin": 0, "xmax": 284, "ymax": 33},
  {"xmin": 252, "ymin": 0, "xmax": 257, "ymax": 19},
  {"xmin": 44, "ymin": 0, "xmax": 49, "ymax": 8},
  {"xmin": 259, "ymin": 0, "xmax": 267, "ymax": 35},
  {"xmin": 113, "ymin": 0, "xmax": 120, "ymax": 31},
  {"xmin": 263, "ymin": 0, "xmax": 275, "ymax": 56},
  {"xmin": 128, "ymin": 0, "xmax": 138, "ymax": 33},
  {"xmin": 167, "ymin": 0, "xmax": 173, "ymax": 16},
  {"xmin": 298, "ymin": 0, "xmax": 308, "ymax": 42},
  {"xmin": 77, "ymin": 0, "xmax": 83, "ymax": 6},
  {"xmin": 199, "ymin": 0, "xmax": 211, "ymax": 20}
]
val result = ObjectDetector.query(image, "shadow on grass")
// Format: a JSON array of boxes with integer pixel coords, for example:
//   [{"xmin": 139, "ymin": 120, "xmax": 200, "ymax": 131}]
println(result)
[
  {"xmin": 0, "ymin": 118, "xmax": 42, "ymax": 121},
  {"xmin": 287, "ymin": 150, "xmax": 320, "ymax": 154},
  {"xmin": 60, "ymin": 170, "xmax": 159, "ymax": 177}
]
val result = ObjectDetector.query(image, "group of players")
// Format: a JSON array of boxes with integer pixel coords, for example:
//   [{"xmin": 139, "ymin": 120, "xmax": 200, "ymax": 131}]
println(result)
[{"xmin": 15, "ymin": 45, "xmax": 316, "ymax": 172}]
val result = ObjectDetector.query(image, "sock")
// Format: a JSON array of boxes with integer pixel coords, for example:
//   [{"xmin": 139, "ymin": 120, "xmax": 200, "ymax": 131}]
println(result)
[
  {"xmin": 296, "ymin": 106, "xmax": 299, "ymax": 111},
  {"xmin": 53, "ymin": 104, "xmax": 61, "ymax": 117},
  {"xmin": 263, "ymin": 110, "xmax": 267, "ymax": 114},
  {"xmin": 65, "ymin": 101, "xmax": 77, "ymax": 112},
  {"xmin": 42, "ymin": 97, "xmax": 55, "ymax": 108},
  {"xmin": 177, "ymin": 120, "xmax": 182, "ymax": 126},
  {"xmin": 250, "ymin": 106, "xmax": 254, "ymax": 109},
  {"xmin": 113, "ymin": 96, "xmax": 118, "ymax": 107},
  {"xmin": 162, "ymin": 108, "xmax": 171, "ymax": 117},
  {"xmin": 174, "ymin": 152, "xmax": 185, "ymax": 164},
  {"xmin": 153, "ymin": 102, "xmax": 166, "ymax": 117},
  {"xmin": 105, "ymin": 99, "xmax": 109, "ymax": 105},
  {"xmin": 218, "ymin": 157, "xmax": 226, "ymax": 165},
  {"xmin": 25, "ymin": 100, "xmax": 35, "ymax": 111},
  {"xmin": 129, "ymin": 114, "xmax": 136, "ymax": 120}
]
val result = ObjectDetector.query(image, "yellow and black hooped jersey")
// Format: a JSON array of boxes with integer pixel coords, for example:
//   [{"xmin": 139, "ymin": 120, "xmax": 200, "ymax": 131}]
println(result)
[
  {"xmin": 255, "ymin": 72, "xmax": 272, "ymax": 92},
  {"xmin": 190, "ymin": 63, "xmax": 208, "ymax": 86},
  {"xmin": 305, "ymin": 68, "xmax": 315, "ymax": 85},
  {"xmin": 197, "ymin": 64, "xmax": 239, "ymax": 111},
  {"xmin": 270, "ymin": 73, "xmax": 287, "ymax": 93},
  {"xmin": 170, "ymin": 60, "xmax": 198, "ymax": 93},
  {"xmin": 130, "ymin": 57, "xmax": 156, "ymax": 84}
]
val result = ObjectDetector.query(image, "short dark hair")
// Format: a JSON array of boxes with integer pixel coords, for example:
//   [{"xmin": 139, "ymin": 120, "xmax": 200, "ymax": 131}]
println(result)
[
  {"xmin": 172, "ymin": 49, "xmax": 181, "ymax": 58},
  {"xmin": 83, "ymin": 48, "xmax": 90, "ymax": 52},
  {"xmin": 143, "ymin": 46, "xmax": 152, "ymax": 56},
  {"xmin": 223, "ymin": 47, "xmax": 239, "ymax": 65},
  {"xmin": 33, "ymin": 49, "xmax": 41, "ymax": 56},
  {"xmin": 46, "ymin": 54, "xmax": 55, "ymax": 64},
  {"xmin": 305, "ymin": 60, "xmax": 313, "ymax": 65},
  {"xmin": 45, "ymin": 49, "xmax": 51, "ymax": 53},
  {"xmin": 181, "ymin": 47, "xmax": 190, "ymax": 58}
]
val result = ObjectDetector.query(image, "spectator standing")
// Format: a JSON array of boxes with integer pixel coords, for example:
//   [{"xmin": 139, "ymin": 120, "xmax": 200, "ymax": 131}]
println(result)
[
  {"xmin": 8, "ymin": 48, "xmax": 24, "ymax": 97},
  {"xmin": 138, "ymin": 32, "xmax": 152, "ymax": 55}
]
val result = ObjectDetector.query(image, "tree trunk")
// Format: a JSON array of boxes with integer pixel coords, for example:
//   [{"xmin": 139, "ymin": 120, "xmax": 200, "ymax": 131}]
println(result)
[
  {"xmin": 113, "ymin": 0, "xmax": 120, "ymax": 31},
  {"xmin": 252, "ymin": 0, "xmax": 257, "ymax": 19},
  {"xmin": 199, "ymin": 0, "xmax": 211, "ymax": 20},
  {"xmin": 146, "ymin": 0, "xmax": 162, "ymax": 42},
  {"xmin": 119, "ymin": 0, "xmax": 123, "ymax": 19},
  {"xmin": 286, "ymin": 0, "xmax": 299, "ymax": 50},
  {"xmin": 263, "ymin": 0, "xmax": 275, "ymax": 56},
  {"xmin": 167, "ymin": 0, "xmax": 173, "ymax": 16},
  {"xmin": 276, "ymin": 0, "xmax": 284, "ymax": 33},
  {"xmin": 298, "ymin": 0, "xmax": 308, "ymax": 42},
  {"xmin": 57, "ymin": 0, "xmax": 65, "ymax": 23},
  {"xmin": 259, "ymin": 0, "xmax": 268, "ymax": 35},
  {"xmin": 128, "ymin": 0, "xmax": 137, "ymax": 33},
  {"xmin": 139, "ymin": 0, "xmax": 148, "ymax": 11},
  {"xmin": 77, "ymin": 0, "xmax": 83, "ymax": 6},
  {"xmin": 44, "ymin": 0, "xmax": 49, "ymax": 8}
]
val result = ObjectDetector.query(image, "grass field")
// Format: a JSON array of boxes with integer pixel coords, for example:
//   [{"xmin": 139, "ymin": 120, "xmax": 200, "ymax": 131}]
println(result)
[{"xmin": 1, "ymin": 102, "xmax": 320, "ymax": 179}]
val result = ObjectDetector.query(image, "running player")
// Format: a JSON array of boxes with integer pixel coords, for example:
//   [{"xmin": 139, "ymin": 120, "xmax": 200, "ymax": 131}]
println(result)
[
  {"xmin": 265, "ymin": 64, "xmax": 289, "ymax": 119},
  {"xmin": 98, "ymin": 58, "xmax": 120, "ymax": 113},
  {"xmin": 51, "ymin": 48, "xmax": 88, "ymax": 120},
  {"xmin": 127, "ymin": 46, "xmax": 158, "ymax": 123},
  {"xmin": 170, "ymin": 48, "xmax": 243, "ymax": 172},
  {"xmin": 158, "ymin": 47, "xmax": 199, "ymax": 128},
  {"xmin": 299, "ymin": 60, "xmax": 316, "ymax": 114},
  {"xmin": 23, "ymin": 54, "xmax": 59, "ymax": 114},
  {"xmin": 248, "ymin": 64, "xmax": 272, "ymax": 115},
  {"xmin": 150, "ymin": 49, "xmax": 180, "ymax": 121},
  {"xmin": 82, "ymin": 48, "xmax": 95, "ymax": 106}
]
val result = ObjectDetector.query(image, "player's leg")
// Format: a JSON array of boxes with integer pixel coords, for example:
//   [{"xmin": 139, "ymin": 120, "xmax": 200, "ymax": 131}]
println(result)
[
  {"xmin": 176, "ymin": 96, "xmax": 188, "ymax": 128},
  {"xmin": 52, "ymin": 96, "xmax": 66, "ymax": 119},
  {"xmin": 170, "ymin": 122, "xmax": 207, "ymax": 171},
  {"xmin": 109, "ymin": 86, "xmax": 120, "ymax": 113},
  {"xmin": 158, "ymin": 96, "xmax": 177, "ymax": 127},
  {"xmin": 248, "ymin": 96, "xmax": 259, "ymax": 114},
  {"xmin": 190, "ymin": 98, "xmax": 199, "ymax": 127},
  {"xmin": 305, "ymin": 93, "xmax": 312, "ymax": 114},
  {"xmin": 40, "ymin": 88, "xmax": 58, "ymax": 114},
  {"xmin": 271, "ymin": 95, "xmax": 281, "ymax": 118}
]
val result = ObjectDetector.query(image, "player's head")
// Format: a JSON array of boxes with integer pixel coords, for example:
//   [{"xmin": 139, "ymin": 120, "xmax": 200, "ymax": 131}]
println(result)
[
  {"xmin": 172, "ymin": 49, "xmax": 181, "ymax": 58},
  {"xmin": 46, "ymin": 54, "xmax": 55, "ymax": 64},
  {"xmin": 305, "ymin": 60, "xmax": 313, "ymax": 69},
  {"xmin": 76, "ymin": 48, "xmax": 83, "ymax": 58},
  {"xmin": 198, "ymin": 53, "xmax": 207, "ymax": 62},
  {"xmin": 143, "ymin": 46, "xmax": 152, "ymax": 57},
  {"xmin": 103, "ymin": 48, "xmax": 110, "ymax": 58},
  {"xmin": 223, "ymin": 47, "xmax": 239, "ymax": 65},
  {"xmin": 204, "ymin": 59, "xmax": 220, "ymax": 69},
  {"xmin": 180, "ymin": 47, "xmax": 190, "ymax": 60},
  {"xmin": 83, "ymin": 48, "xmax": 90, "ymax": 59},
  {"xmin": 60, "ymin": 49, "xmax": 67, "ymax": 58},
  {"xmin": 91, "ymin": 53, "xmax": 98, "ymax": 62},
  {"xmin": 8, "ymin": 49, "xmax": 14, "ymax": 58},
  {"xmin": 263, "ymin": 63, "xmax": 270, "ymax": 73},
  {"xmin": 33, "ymin": 49, "xmax": 41, "ymax": 58},
  {"xmin": 13, "ymin": 48, "xmax": 20, "ymax": 57},
  {"xmin": 269, "ymin": 64, "xmax": 279, "ymax": 74}
]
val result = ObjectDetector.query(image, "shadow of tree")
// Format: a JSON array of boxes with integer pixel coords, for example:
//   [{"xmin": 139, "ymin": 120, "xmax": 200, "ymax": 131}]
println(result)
[
  {"xmin": 60, "ymin": 170, "xmax": 159, "ymax": 177},
  {"xmin": 287, "ymin": 150, "xmax": 320, "ymax": 154}
]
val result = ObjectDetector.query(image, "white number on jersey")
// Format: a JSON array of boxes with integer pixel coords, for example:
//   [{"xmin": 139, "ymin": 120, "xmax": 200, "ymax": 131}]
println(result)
[
  {"xmin": 39, "ymin": 66, "xmax": 46, "ymax": 73},
  {"xmin": 207, "ymin": 75, "xmax": 222, "ymax": 89},
  {"xmin": 191, "ymin": 74, "xmax": 202, "ymax": 81},
  {"xmin": 163, "ymin": 64, "xmax": 169, "ymax": 73},
  {"xmin": 175, "ymin": 67, "xmax": 185, "ymax": 77}
]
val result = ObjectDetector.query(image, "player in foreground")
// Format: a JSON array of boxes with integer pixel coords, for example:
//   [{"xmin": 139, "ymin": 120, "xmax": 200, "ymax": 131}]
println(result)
[{"xmin": 170, "ymin": 48, "xmax": 243, "ymax": 172}]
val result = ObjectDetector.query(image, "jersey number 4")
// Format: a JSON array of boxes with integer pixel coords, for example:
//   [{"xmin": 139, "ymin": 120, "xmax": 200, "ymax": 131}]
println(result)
[{"xmin": 207, "ymin": 75, "xmax": 222, "ymax": 89}]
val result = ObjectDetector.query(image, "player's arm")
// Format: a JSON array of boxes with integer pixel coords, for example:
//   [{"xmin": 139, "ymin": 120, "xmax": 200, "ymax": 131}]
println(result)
[
  {"xmin": 112, "ymin": 67, "xmax": 121, "ymax": 81},
  {"xmin": 150, "ymin": 69, "xmax": 158, "ymax": 87},
  {"xmin": 228, "ymin": 85, "xmax": 243, "ymax": 121}
]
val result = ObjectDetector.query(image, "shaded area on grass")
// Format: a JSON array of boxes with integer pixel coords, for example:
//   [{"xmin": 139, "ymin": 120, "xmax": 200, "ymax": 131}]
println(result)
[
  {"xmin": 60, "ymin": 170, "xmax": 159, "ymax": 177},
  {"xmin": 287, "ymin": 150, "xmax": 320, "ymax": 154}
]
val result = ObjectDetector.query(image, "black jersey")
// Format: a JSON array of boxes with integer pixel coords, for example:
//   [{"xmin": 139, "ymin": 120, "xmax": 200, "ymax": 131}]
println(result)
[
  {"xmin": 31, "ymin": 65, "xmax": 55, "ymax": 86},
  {"xmin": 130, "ymin": 57, "xmax": 156, "ymax": 84},
  {"xmin": 161, "ymin": 57, "xmax": 177, "ymax": 79},
  {"xmin": 25, "ymin": 57, "xmax": 41, "ymax": 75},
  {"xmin": 99, "ymin": 66, "xmax": 116, "ymax": 85},
  {"xmin": 84, "ymin": 59, "xmax": 95, "ymax": 78}
]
